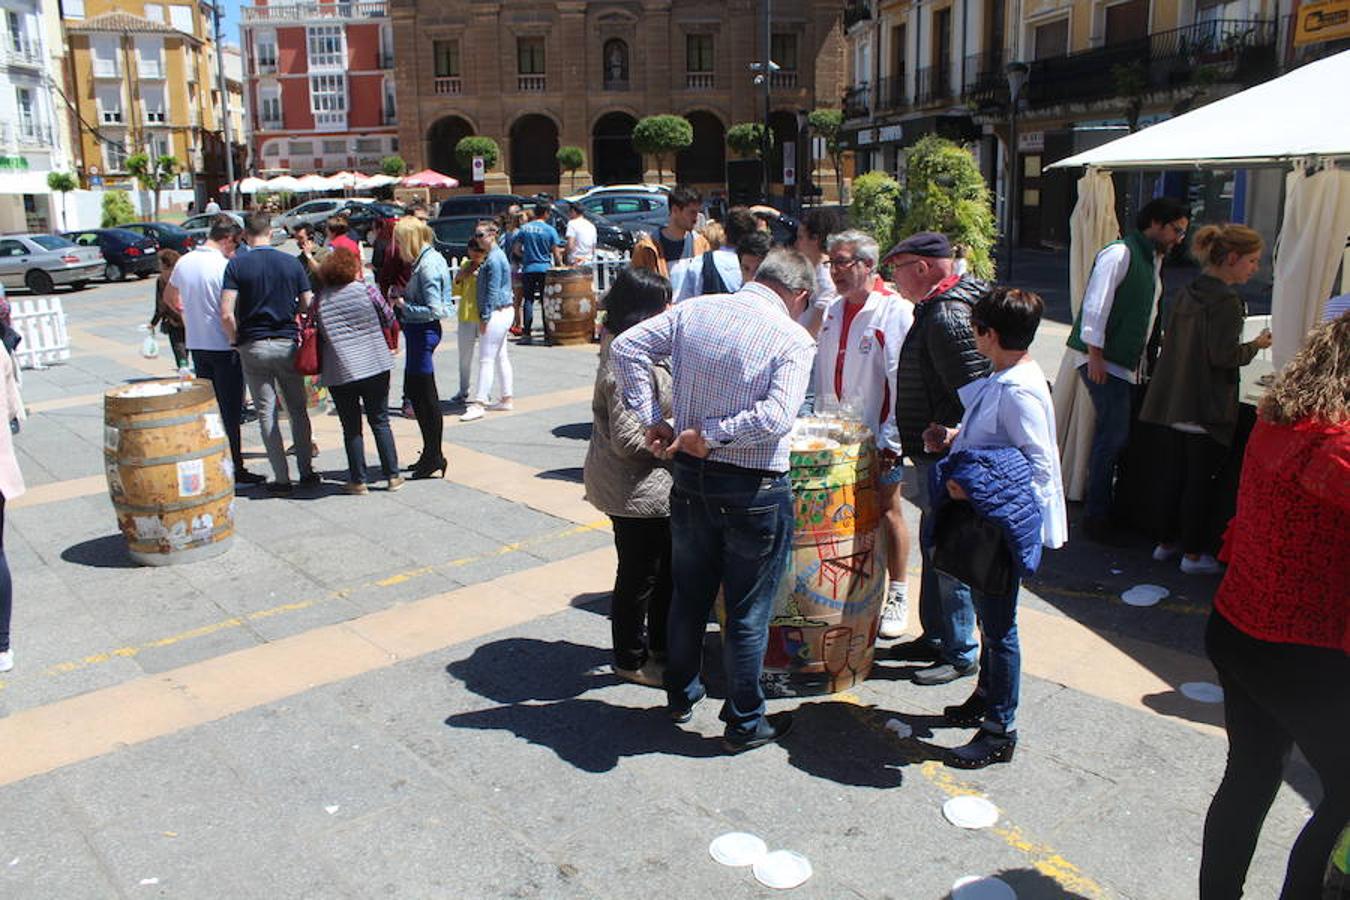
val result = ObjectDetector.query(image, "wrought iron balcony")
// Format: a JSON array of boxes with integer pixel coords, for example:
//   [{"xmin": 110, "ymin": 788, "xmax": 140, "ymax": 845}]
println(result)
[
  {"xmin": 962, "ymin": 49, "xmax": 1006, "ymax": 105},
  {"xmin": 874, "ymin": 74, "xmax": 908, "ymax": 112},
  {"xmin": 843, "ymin": 1, "xmax": 872, "ymax": 30},
  {"xmin": 842, "ymin": 82, "xmax": 870, "ymax": 119},
  {"xmin": 914, "ymin": 65, "xmax": 953, "ymax": 106}
]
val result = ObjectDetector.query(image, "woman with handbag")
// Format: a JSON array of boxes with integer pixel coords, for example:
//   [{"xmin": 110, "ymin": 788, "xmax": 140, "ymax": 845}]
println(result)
[
  {"xmin": 151, "ymin": 249, "xmax": 189, "ymax": 369},
  {"xmin": 922, "ymin": 287, "xmax": 1066, "ymax": 768},
  {"xmin": 391, "ymin": 217, "xmax": 452, "ymax": 478},
  {"xmin": 314, "ymin": 248, "xmax": 401, "ymax": 494}
]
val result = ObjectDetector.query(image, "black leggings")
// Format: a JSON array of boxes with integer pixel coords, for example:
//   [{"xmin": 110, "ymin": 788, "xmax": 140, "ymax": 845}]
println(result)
[
  {"xmin": 1162, "ymin": 430, "xmax": 1229, "ymax": 554},
  {"xmin": 403, "ymin": 371, "xmax": 442, "ymax": 464},
  {"xmin": 0, "ymin": 496, "xmax": 11, "ymax": 653},
  {"xmin": 609, "ymin": 516, "xmax": 671, "ymax": 671},
  {"xmin": 1200, "ymin": 611, "xmax": 1350, "ymax": 899}
]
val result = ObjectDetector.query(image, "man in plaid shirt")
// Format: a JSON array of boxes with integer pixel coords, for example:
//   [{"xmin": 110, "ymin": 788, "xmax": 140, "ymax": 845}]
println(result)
[{"xmin": 611, "ymin": 249, "xmax": 816, "ymax": 753}]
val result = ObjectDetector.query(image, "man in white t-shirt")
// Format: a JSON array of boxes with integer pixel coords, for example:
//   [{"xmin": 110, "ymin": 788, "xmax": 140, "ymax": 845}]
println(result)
[
  {"xmin": 564, "ymin": 203, "xmax": 597, "ymax": 266},
  {"xmin": 163, "ymin": 215, "xmax": 265, "ymax": 486}
]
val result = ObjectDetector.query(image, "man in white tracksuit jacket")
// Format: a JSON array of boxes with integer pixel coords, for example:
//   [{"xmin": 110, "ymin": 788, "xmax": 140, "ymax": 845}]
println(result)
[{"xmin": 814, "ymin": 229, "xmax": 915, "ymax": 639}]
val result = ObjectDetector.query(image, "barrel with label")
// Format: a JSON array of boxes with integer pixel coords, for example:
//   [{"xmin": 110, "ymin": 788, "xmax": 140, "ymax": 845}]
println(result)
[
  {"xmin": 543, "ymin": 267, "xmax": 596, "ymax": 345},
  {"xmin": 103, "ymin": 379, "xmax": 235, "ymax": 566},
  {"xmin": 761, "ymin": 417, "xmax": 886, "ymax": 696}
]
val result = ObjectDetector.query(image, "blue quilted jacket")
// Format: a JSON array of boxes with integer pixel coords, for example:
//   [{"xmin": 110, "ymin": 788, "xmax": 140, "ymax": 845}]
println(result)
[{"xmin": 928, "ymin": 446, "xmax": 1045, "ymax": 577}]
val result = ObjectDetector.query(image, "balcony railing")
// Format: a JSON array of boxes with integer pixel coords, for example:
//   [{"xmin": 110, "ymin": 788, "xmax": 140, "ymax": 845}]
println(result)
[
  {"xmin": 257, "ymin": 60, "xmax": 277, "ymax": 74},
  {"xmin": 139, "ymin": 58, "xmax": 165, "ymax": 78},
  {"xmin": 770, "ymin": 70, "xmax": 798, "ymax": 89},
  {"xmin": 314, "ymin": 110, "xmax": 347, "ymax": 131},
  {"xmin": 242, "ymin": 2, "xmax": 387, "ymax": 22},
  {"xmin": 962, "ymin": 49, "xmax": 1006, "ymax": 104},
  {"xmin": 308, "ymin": 51, "xmax": 345, "ymax": 69},
  {"xmin": 260, "ymin": 115, "xmax": 283, "ymax": 130},
  {"xmin": 1024, "ymin": 19, "xmax": 1277, "ymax": 108},
  {"xmin": 842, "ymin": 82, "xmax": 869, "ymax": 119},
  {"xmin": 434, "ymin": 76, "xmax": 461, "ymax": 94},
  {"xmin": 874, "ymin": 74, "xmax": 908, "ymax": 112},
  {"xmin": 914, "ymin": 64, "xmax": 953, "ymax": 105},
  {"xmin": 1, "ymin": 121, "xmax": 53, "ymax": 147},
  {"xmin": 3, "ymin": 41, "xmax": 43, "ymax": 68},
  {"xmin": 518, "ymin": 74, "xmax": 546, "ymax": 92},
  {"xmin": 92, "ymin": 58, "xmax": 121, "ymax": 78},
  {"xmin": 686, "ymin": 72, "xmax": 715, "ymax": 89},
  {"xmin": 843, "ymin": 1, "xmax": 872, "ymax": 30}
]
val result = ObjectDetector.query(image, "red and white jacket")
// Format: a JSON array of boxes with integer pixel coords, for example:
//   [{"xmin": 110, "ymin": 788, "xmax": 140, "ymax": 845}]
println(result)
[{"xmin": 814, "ymin": 289, "xmax": 914, "ymax": 454}]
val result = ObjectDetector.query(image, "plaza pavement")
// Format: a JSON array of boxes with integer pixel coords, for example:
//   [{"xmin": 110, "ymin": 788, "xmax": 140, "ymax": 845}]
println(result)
[{"xmin": 0, "ymin": 263, "xmax": 1315, "ymax": 899}]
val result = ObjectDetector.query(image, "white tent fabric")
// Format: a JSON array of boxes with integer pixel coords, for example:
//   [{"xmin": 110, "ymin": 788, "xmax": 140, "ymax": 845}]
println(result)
[
  {"xmin": 265, "ymin": 175, "xmax": 301, "ymax": 192},
  {"xmin": 1054, "ymin": 170, "xmax": 1120, "ymax": 501},
  {"xmin": 1270, "ymin": 161, "xmax": 1350, "ymax": 368},
  {"xmin": 355, "ymin": 173, "xmax": 399, "ymax": 189},
  {"xmin": 1049, "ymin": 51, "xmax": 1350, "ymax": 170}
]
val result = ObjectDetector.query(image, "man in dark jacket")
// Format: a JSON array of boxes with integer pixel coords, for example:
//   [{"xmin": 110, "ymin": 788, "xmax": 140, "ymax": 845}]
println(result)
[{"xmin": 885, "ymin": 232, "xmax": 991, "ymax": 685}]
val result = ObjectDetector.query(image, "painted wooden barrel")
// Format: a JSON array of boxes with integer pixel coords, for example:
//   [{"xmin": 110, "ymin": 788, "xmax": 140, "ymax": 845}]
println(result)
[
  {"xmin": 761, "ymin": 417, "xmax": 886, "ymax": 696},
  {"xmin": 103, "ymin": 379, "xmax": 235, "ymax": 566},
  {"xmin": 543, "ymin": 267, "xmax": 597, "ymax": 346}
]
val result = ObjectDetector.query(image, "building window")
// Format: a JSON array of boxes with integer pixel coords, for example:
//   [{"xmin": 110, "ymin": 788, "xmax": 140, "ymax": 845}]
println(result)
[
  {"xmin": 91, "ymin": 35, "xmax": 120, "ymax": 77},
  {"xmin": 262, "ymin": 140, "xmax": 281, "ymax": 158},
  {"xmin": 15, "ymin": 87, "xmax": 34, "ymax": 137},
  {"xmin": 686, "ymin": 34, "xmax": 713, "ymax": 72},
  {"xmin": 433, "ymin": 39, "xmax": 459, "ymax": 77},
  {"xmin": 383, "ymin": 79, "xmax": 396, "ymax": 121},
  {"xmin": 152, "ymin": 133, "xmax": 171, "ymax": 159},
  {"xmin": 322, "ymin": 139, "xmax": 346, "ymax": 154},
  {"xmin": 103, "ymin": 140, "xmax": 127, "ymax": 171},
  {"xmin": 1032, "ymin": 17, "xmax": 1069, "ymax": 59},
  {"xmin": 136, "ymin": 36, "xmax": 164, "ymax": 78},
  {"xmin": 169, "ymin": 4, "xmax": 193, "ymax": 35},
  {"xmin": 355, "ymin": 137, "xmax": 382, "ymax": 153},
  {"xmin": 256, "ymin": 33, "xmax": 277, "ymax": 70},
  {"xmin": 289, "ymin": 140, "xmax": 313, "ymax": 156},
  {"xmin": 259, "ymin": 90, "xmax": 281, "ymax": 125},
  {"xmin": 65, "ymin": 0, "xmax": 84, "ymax": 19},
  {"xmin": 309, "ymin": 73, "xmax": 346, "ymax": 124},
  {"xmin": 517, "ymin": 37, "xmax": 544, "ymax": 74},
  {"xmin": 771, "ymin": 33, "xmax": 797, "ymax": 71},
  {"xmin": 142, "ymin": 85, "xmax": 168, "ymax": 123},
  {"xmin": 307, "ymin": 24, "xmax": 344, "ymax": 69},
  {"xmin": 96, "ymin": 86, "xmax": 123, "ymax": 124},
  {"xmin": 144, "ymin": 3, "xmax": 164, "ymax": 23},
  {"xmin": 603, "ymin": 38, "xmax": 628, "ymax": 85}
]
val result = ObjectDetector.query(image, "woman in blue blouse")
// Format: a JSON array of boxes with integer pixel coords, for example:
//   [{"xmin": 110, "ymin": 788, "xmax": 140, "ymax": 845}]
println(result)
[{"xmin": 391, "ymin": 217, "xmax": 452, "ymax": 478}]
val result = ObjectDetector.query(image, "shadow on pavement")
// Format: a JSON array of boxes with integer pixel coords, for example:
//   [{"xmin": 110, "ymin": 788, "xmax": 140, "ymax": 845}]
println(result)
[
  {"xmin": 60, "ymin": 534, "xmax": 137, "ymax": 569},
  {"xmin": 536, "ymin": 466, "xmax": 583, "ymax": 483},
  {"xmin": 943, "ymin": 867, "xmax": 1096, "ymax": 898},
  {"xmin": 781, "ymin": 701, "xmax": 947, "ymax": 788},
  {"xmin": 551, "ymin": 422, "xmax": 592, "ymax": 441},
  {"xmin": 446, "ymin": 637, "xmax": 611, "ymax": 704}
]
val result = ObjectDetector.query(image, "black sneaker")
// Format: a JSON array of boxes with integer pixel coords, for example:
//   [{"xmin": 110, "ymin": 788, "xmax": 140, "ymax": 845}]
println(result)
[
  {"xmin": 668, "ymin": 686, "xmax": 706, "ymax": 724},
  {"xmin": 298, "ymin": 473, "xmax": 322, "ymax": 488},
  {"xmin": 234, "ymin": 468, "xmax": 266, "ymax": 486},
  {"xmin": 947, "ymin": 728, "xmax": 1017, "ymax": 769},
  {"xmin": 913, "ymin": 660, "xmax": 979, "ymax": 686},
  {"xmin": 723, "ymin": 712, "xmax": 794, "ymax": 754},
  {"xmin": 265, "ymin": 481, "xmax": 294, "ymax": 497},
  {"xmin": 944, "ymin": 692, "xmax": 989, "ymax": 727},
  {"xmin": 891, "ymin": 638, "xmax": 942, "ymax": 663}
]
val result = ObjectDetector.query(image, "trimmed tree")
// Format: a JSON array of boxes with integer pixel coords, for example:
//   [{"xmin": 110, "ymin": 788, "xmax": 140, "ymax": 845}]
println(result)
[
  {"xmin": 454, "ymin": 136, "xmax": 500, "ymax": 179},
  {"xmin": 808, "ymin": 108, "xmax": 846, "ymax": 203},
  {"xmin": 126, "ymin": 153, "xmax": 180, "ymax": 220},
  {"xmin": 556, "ymin": 145, "xmax": 585, "ymax": 192},
  {"xmin": 100, "ymin": 190, "xmax": 136, "ymax": 227},
  {"xmin": 849, "ymin": 171, "xmax": 903, "ymax": 251},
  {"xmin": 380, "ymin": 155, "xmax": 408, "ymax": 177},
  {"xmin": 632, "ymin": 114, "xmax": 692, "ymax": 184},
  {"xmin": 726, "ymin": 123, "xmax": 771, "ymax": 159},
  {"xmin": 899, "ymin": 135, "xmax": 998, "ymax": 279},
  {"xmin": 47, "ymin": 171, "xmax": 77, "ymax": 229}
]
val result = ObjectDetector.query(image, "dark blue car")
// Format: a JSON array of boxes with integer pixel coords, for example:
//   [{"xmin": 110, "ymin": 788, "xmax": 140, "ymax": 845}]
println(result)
[
  {"xmin": 120, "ymin": 221, "xmax": 196, "ymax": 256},
  {"xmin": 62, "ymin": 228, "xmax": 161, "ymax": 282}
]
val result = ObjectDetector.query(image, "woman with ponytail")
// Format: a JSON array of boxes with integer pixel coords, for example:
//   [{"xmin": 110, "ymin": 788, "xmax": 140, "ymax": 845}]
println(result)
[{"xmin": 1140, "ymin": 223, "xmax": 1272, "ymax": 574}]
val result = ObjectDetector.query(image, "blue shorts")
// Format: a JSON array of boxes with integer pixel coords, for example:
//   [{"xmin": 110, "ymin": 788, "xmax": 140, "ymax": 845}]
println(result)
[{"xmin": 879, "ymin": 456, "xmax": 904, "ymax": 486}]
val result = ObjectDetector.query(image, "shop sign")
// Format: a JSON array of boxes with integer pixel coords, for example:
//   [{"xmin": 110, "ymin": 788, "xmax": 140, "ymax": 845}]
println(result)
[
  {"xmin": 782, "ymin": 141, "xmax": 796, "ymax": 186},
  {"xmin": 1017, "ymin": 131, "xmax": 1045, "ymax": 153},
  {"xmin": 1295, "ymin": 0, "xmax": 1350, "ymax": 45},
  {"xmin": 857, "ymin": 128, "xmax": 876, "ymax": 146},
  {"xmin": 877, "ymin": 124, "xmax": 903, "ymax": 144},
  {"xmin": 0, "ymin": 156, "xmax": 28, "ymax": 170}
]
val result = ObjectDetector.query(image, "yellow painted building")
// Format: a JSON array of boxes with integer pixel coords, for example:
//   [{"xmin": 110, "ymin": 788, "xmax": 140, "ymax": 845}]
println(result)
[{"xmin": 63, "ymin": 1, "xmax": 231, "ymax": 196}]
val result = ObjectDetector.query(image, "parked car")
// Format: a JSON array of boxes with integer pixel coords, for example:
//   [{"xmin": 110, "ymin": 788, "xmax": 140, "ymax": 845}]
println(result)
[
  {"xmin": 427, "ymin": 215, "xmax": 482, "ymax": 263},
  {"xmin": 121, "ymin": 221, "xmax": 195, "ymax": 255},
  {"xmin": 570, "ymin": 190, "xmax": 668, "ymax": 235},
  {"xmin": 428, "ymin": 203, "xmax": 631, "ymax": 266},
  {"xmin": 552, "ymin": 200, "xmax": 633, "ymax": 254},
  {"xmin": 62, "ymin": 228, "xmax": 160, "ymax": 282},
  {"xmin": 180, "ymin": 212, "xmax": 287, "ymax": 246},
  {"xmin": 336, "ymin": 200, "xmax": 405, "ymax": 245},
  {"xmin": 567, "ymin": 184, "xmax": 671, "ymax": 201},
  {"xmin": 0, "ymin": 233, "xmax": 102, "ymax": 293},
  {"xmin": 435, "ymin": 193, "xmax": 532, "ymax": 220},
  {"xmin": 276, "ymin": 197, "xmax": 377, "ymax": 236}
]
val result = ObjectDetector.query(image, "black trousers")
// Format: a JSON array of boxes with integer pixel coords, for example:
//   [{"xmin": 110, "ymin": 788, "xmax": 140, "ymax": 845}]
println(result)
[
  {"xmin": 609, "ymin": 515, "xmax": 672, "ymax": 671},
  {"xmin": 329, "ymin": 372, "xmax": 399, "ymax": 482},
  {"xmin": 521, "ymin": 272, "xmax": 550, "ymax": 341},
  {"xmin": 403, "ymin": 371, "xmax": 442, "ymax": 466},
  {"xmin": 1200, "ymin": 611, "xmax": 1350, "ymax": 900},
  {"xmin": 191, "ymin": 349, "xmax": 245, "ymax": 467},
  {"xmin": 0, "ymin": 497, "xmax": 10, "ymax": 653},
  {"xmin": 1160, "ymin": 430, "xmax": 1230, "ymax": 554}
]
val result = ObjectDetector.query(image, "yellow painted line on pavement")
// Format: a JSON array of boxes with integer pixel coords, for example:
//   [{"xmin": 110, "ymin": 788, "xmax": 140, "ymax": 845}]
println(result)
[
  {"xmin": 0, "ymin": 518, "xmax": 610, "ymax": 692},
  {"xmin": 25, "ymin": 392, "xmax": 106, "ymax": 414}
]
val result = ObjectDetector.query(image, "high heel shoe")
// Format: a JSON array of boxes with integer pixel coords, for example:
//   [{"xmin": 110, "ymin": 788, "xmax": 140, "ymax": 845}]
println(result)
[
  {"xmin": 947, "ymin": 728, "xmax": 1017, "ymax": 769},
  {"xmin": 409, "ymin": 456, "xmax": 447, "ymax": 479}
]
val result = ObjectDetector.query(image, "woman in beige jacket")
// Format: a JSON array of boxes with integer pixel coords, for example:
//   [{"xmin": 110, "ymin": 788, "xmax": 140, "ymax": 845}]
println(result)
[
  {"xmin": 0, "ymin": 322, "xmax": 26, "ymax": 673},
  {"xmin": 583, "ymin": 267, "xmax": 674, "ymax": 688}
]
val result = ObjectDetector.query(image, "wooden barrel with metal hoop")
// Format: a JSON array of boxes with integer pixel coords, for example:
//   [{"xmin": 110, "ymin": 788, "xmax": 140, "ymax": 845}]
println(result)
[
  {"xmin": 103, "ymin": 379, "xmax": 235, "ymax": 566},
  {"xmin": 543, "ymin": 267, "xmax": 596, "ymax": 345}
]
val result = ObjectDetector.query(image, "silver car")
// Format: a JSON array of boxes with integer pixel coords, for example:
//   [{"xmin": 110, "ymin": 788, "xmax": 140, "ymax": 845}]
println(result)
[
  {"xmin": 275, "ymin": 197, "xmax": 376, "ymax": 237},
  {"xmin": 0, "ymin": 233, "xmax": 103, "ymax": 294},
  {"xmin": 181, "ymin": 212, "xmax": 286, "ymax": 246}
]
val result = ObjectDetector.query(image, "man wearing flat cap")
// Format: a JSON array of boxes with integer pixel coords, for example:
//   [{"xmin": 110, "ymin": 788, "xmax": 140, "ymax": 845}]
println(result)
[{"xmin": 885, "ymin": 231, "xmax": 991, "ymax": 686}]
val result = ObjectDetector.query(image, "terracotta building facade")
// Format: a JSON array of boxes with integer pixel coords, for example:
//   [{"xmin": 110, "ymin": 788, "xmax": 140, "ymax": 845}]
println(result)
[{"xmin": 389, "ymin": 0, "xmax": 847, "ymax": 195}]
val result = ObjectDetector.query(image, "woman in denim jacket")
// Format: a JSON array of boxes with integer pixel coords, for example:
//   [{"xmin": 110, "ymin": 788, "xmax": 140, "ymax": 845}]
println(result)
[{"xmin": 391, "ymin": 217, "xmax": 452, "ymax": 478}]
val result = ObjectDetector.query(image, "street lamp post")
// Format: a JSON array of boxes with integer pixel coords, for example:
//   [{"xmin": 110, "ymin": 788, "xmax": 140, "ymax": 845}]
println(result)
[
  {"xmin": 1004, "ymin": 60, "xmax": 1029, "ymax": 282},
  {"xmin": 211, "ymin": 2, "xmax": 237, "ymax": 210},
  {"xmin": 761, "ymin": 0, "xmax": 772, "ymax": 203}
]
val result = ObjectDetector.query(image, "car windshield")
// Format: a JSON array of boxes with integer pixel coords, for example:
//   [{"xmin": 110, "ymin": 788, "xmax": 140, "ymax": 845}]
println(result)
[
  {"xmin": 430, "ymin": 219, "xmax": 478, "ymax": 243},
  {"xmin": 154, "ymin": 224, "xmax": 188, "ymax": 237},
  {"xmin": 106, "ymin": 229, "xmax": 143, "ymax": 243},
  {"xmin": 31, "ymin": 235, "xmax": 74, "ymax": 250}
]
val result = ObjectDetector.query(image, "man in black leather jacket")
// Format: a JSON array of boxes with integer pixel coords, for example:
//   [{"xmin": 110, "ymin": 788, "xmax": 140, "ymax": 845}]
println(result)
[{"xmin": 885, "ymin": 232, "xmax": 991, "ymax": 685}]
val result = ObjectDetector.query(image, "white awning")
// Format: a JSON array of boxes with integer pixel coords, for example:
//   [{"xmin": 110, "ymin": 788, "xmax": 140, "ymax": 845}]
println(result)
[{"xmin": 1049, "ymin": 50, "xmax": 1350, "ymax": 170}]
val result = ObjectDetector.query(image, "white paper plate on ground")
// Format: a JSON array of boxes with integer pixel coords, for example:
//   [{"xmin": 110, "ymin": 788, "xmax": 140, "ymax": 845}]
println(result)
[
  {"xmin": 1121, "ymin": 584, "xmax": 1169, "ymax": 607},
  {"xmin": 1180, "ymin": 681, "xmax": 1224, "ymax": 703},
  {"xmin": 943, "ymin": 795, "xmax": 1000, "ymax": 830},
  {"xmin": 752, "ymin": 850, "xmax": 813, "ymax": 889},
  {"xmin": 952, "ymin": 875, "xmax": 1017, "ymax": 899},
  {"xmin": 708, "ymin": 832, "xmax": 767, "ymax": 868}
]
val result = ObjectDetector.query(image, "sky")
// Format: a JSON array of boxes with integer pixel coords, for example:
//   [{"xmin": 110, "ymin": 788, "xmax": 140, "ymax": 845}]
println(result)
[{"xmin": 215, "ymin": 0, "xmax": 242, "ymax": 49}]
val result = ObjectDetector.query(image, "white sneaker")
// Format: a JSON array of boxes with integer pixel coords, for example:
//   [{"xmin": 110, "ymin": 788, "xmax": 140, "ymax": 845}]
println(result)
[
  {"xmin": 485, "ymin": 400, "xmax": 514, "ymax": 412},
  {"xmin": 0, "ymin": 650, "xmax": 12, "ymax": 673},
  {"xmin": 1180, "ymin": 554, "xmax": 1224, "ymax": 575},
  {"xmin": 1152, "ymin": 543, "xmax": 1179, "ymax": 562},
  {"xmin": 878, "ymin": 587, "xmax": 909, "ymax": 640},
  {"xmin": 459, "ymin": 404, "xmax": 485, "ymax": 422}
]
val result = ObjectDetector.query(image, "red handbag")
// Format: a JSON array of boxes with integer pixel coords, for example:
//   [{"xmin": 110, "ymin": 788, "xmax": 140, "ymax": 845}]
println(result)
[
  {"xmin": 294, "ymin": 301, "xmax": 322, "ymax": 376},
  {"xmin": 367, "ymin": 283, "xmax": 400, "ymax": 352}
]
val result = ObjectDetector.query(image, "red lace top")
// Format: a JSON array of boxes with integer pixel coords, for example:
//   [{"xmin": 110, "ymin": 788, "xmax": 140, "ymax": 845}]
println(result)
[{"xmin": 1215, "ymin": 418, "xmax": 1350, "ymax": 653}]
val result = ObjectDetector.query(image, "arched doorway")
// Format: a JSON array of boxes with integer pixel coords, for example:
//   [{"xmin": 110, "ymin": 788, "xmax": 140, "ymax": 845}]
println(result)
[
  {"xmin": 767, "ymin": 111, "xmax": 799, "ymax": 185},
  {"xmin": 592, "ymin": 112, "xmax": 641, "ymax": 185},
  {"xmin": 676, "ymin": 110, "xmax": 725, "ymax": 185},
  {"xmin": 510, "ymin": 114, "xmax": 560, "ymax": 189},
  {"xmin": 426, "ymin": 115, "xmax": 474, "ymax": 184}
]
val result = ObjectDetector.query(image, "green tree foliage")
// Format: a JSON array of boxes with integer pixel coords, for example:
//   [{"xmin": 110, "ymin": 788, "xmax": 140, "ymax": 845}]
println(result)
[
  {"xmin": 126, "ymin": 154, "xmax": 180, "ymax": 220},
  {"xmin": 556, "ymin": 145, "xmax": 585, "ymax": 191},
  {"xmin": 631, "ymin": 115, "xmax": 692, "ymax": 183},
  {"xmin": 726, "ymin": 123, "xmax": 771, "ymax": 159},
  {"xmin": 899, "ymin": 135, "xmax": 998, "ymax": 279},
  {"xmin": 100, "ymin": 190, "xmax": 137, "ymax": 227},
  {"xmin": 849, "ymin": 171, "xmax": 903, "ymax": 251},
  {"xmin": 808, "ymin": 108, "xmax": 846, "ymax": 202},
  {"xmin": 454, "ymin": 136, "xmax": 500, "ymax": 173},
  {"xmin": 380, "ymin": 155, "xmax": 408, "ymax": 177}
]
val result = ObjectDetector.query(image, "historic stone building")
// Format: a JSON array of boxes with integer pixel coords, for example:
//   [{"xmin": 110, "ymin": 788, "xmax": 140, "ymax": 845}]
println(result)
[{"xmin": 389, "ymin": 0, "xmax": 848, "ymax": 196}]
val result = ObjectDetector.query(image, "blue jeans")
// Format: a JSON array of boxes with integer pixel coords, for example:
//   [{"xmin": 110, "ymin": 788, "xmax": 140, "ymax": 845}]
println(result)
[
  {"xmin": 943, "ymin": 573, "xmax": 1021, "ymax": 731},
  {"xmin": 191, "ymin": 349, "xmax": 244, "ymax": 466},
  {"xmin": 1079, "ymin": 369, "xmax": 1132, "ymax": 521},
  {"xmin": 328, "ymin": 371, "xmax": 399, "ymax": 482},
  {"xmin": 666, "ymin": 455, "xmax": 794, "ymax": 736},
  {"xmin": 906, "ymin": 461, "xmax": 977, "ymax": 667}
]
